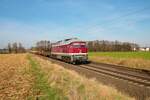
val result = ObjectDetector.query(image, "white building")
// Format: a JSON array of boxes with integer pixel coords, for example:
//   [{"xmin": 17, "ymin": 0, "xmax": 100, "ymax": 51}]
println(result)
[
  {"xmin": 139, "ymin": 47, "xmax": 150, "ymax": 51},
  {"xmin": 145, "ymin": 48, "xmax": 150, "ymax": 51}
]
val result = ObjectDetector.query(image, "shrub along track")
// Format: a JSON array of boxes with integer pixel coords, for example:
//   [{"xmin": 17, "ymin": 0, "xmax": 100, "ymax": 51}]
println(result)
[{"xmin": 36, "ymin": 54, "xmax": 150, "ymax": 100}]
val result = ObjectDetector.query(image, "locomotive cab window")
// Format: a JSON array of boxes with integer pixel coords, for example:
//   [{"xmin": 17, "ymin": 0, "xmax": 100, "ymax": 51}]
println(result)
[
  {"xmin": 71, "ymin": 44, "xmax": 86, "ymax": 48},
  {"xmin": 73, "ymin": 45, "xmax": 86, "ymax": 48}
]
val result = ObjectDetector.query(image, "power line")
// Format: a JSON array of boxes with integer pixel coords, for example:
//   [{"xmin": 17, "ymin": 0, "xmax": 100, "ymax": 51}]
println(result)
[
  {"xmin": 100, "ymin": 6, "xmax": 150, "ymax": 26},
  {"xmin": 73, "ymin": 6, "xmax": 150, "ymax": 33}
]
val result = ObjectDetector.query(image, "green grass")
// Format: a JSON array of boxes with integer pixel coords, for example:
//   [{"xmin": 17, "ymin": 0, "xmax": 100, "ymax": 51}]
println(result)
[
  {"xmin": 89, "ymin": 52, "xmax": 150, "ymax": 60},
  {"xmin": 27, "ymin": 55, "xmax": 67, "ymax": 100},
  {"xmin": 88, "ymin": 52, "xmax": 150, "ymax": 70}
]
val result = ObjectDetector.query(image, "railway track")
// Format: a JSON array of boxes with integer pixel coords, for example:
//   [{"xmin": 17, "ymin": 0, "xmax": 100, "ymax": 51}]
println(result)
[{"xmin": 79, "ymin": 64, "xmax": 150, "ymax": 87}]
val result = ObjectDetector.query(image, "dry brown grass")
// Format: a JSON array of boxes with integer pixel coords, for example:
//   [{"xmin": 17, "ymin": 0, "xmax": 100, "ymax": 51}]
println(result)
[
  {"xmin": 89, "ymin": 56, "xmax": 150, "ymax": 70},
  {"xmin": 0, "ymin": 54, "xmax": 33, "ymax": 100},
  {"xmin": 33, "ymin": 55, "xmax": 134, "ymax": 100}
]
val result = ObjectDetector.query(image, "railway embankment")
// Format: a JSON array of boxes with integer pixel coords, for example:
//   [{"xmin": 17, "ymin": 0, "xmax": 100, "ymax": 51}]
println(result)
[
  {"xmin": 32, "ymin": 54, "xmax": 133, "ymax": 100},
  {"xmin": 38, "ymin": 54, "xmax": 150, "ymax": 100}
]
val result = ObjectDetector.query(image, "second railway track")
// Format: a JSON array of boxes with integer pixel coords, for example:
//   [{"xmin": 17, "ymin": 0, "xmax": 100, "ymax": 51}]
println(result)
[{"xmin": 79, "ymin": 64, "xmax": 150, "ymax": 87}]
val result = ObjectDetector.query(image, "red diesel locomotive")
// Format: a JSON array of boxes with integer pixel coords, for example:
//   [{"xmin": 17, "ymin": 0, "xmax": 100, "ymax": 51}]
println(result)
[{"xmin": 51, "ymin": 38, "xmax": 88, "ymax": 64}]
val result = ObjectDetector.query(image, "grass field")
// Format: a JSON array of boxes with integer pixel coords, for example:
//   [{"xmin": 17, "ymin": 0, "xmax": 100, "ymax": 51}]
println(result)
[
  {"xmin": 89, "ymin": 52, "xmax": 150, "ymax": 70},
  {"xmin": 0, "ymin": 54, "xmax": 33, "ymax": 99},
  {"xmin": 0, "ymin": 53, "xmax": 133, "ymax": 100}
]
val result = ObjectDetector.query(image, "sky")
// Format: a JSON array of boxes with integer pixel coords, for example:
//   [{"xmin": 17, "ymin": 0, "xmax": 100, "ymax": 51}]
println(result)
[{"xmin": 0, "ymin": 0, "xmax": 150, "ymax": 48}]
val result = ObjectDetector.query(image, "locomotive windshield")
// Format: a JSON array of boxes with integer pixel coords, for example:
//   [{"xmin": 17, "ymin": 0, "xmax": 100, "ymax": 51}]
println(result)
[
  {"xmin": 71, "ymin": 42, "xmax": 86, "ymax": 48},
  {"xmin": 73, "ymin": 45, "xmax": 86, "ymax": 48}
]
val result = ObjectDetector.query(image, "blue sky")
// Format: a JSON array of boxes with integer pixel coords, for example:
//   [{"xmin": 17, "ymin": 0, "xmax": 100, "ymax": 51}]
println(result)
[{"xmin": 0, "ymin": 0, "xmax": 150, "ymax": 48}]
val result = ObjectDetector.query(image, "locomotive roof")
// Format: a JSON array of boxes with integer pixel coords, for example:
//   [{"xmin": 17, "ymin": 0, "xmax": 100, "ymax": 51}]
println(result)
[{"xmin": 52, "ymin": 38, "xmax": 84, "ymax": 47}]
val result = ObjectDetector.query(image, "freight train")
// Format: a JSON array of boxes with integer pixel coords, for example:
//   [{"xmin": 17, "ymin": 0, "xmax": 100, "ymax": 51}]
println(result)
[{"xmin": 32, "ymin": 38, "xmax": 88, "ymax": 64}]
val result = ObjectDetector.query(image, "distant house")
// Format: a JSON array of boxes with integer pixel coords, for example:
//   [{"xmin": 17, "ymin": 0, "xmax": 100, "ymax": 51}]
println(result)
[
  {"xmin": 133, "ymin": 48, "xmax": 137, "ymax": 51},
  {"xmin": 139, "ymin": 47, "xmax": 150, "ymax": 52},
  {"xmin": 145, "ymin": 48, "xmax": 150, "ymax": 51}
]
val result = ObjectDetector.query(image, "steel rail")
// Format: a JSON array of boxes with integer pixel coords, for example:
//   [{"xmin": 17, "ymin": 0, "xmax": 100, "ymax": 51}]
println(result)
[
  {"xmin": 79, "ymin": 64, "xmax": 150, "ymax": 87},
  {"xmin": 88, "ymin": 63, "xmax": 150, "ymax": 82}
]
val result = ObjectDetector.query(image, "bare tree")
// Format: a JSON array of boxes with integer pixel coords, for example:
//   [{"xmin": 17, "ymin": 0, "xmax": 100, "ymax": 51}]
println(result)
[
  {"xmin": 8, "ymin": 43, "xmax": 12, "ymax": 53},
  {"xmin": 18, "ymin": 43, "xmax": 26, "ymax": 53},
  {"xmin": 12, "ymin": 42, "xmax": 18, "ymax": 53}
]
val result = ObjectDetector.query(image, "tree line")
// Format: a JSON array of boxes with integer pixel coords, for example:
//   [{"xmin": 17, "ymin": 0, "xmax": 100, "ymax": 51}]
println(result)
[
  {"xmin": 0, "ymin": 42, "xmax": 26, "ymax": 54},
  {"xmin": 87, "ymin": 40, "xmax": 139, "ymax": 52},
  {"xmin": 1, "ymin": 40, "xmax": 139, "ymax": 54},
  {"xmin": 7, "ymin": 42, "xmax": 26, "ymax": 53},
  {"xmin": 35, "ymin": 40, "xmax": 51, "ymax": 51},
  {"xmin": 33, "ymin": 40, "xmax": 139, "ymax": 52}
]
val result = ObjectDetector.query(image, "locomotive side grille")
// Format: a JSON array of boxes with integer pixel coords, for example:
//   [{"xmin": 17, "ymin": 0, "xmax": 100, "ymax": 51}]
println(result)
[{"xmin": 73, "ymin": 55, "xmax": 88, "ymax": 62}]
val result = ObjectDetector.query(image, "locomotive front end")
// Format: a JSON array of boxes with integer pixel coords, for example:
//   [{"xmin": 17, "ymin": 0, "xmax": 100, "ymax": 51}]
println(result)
[{"xmin": 69, "ymin": 42, "xmax": 88, "ymax": 63}]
